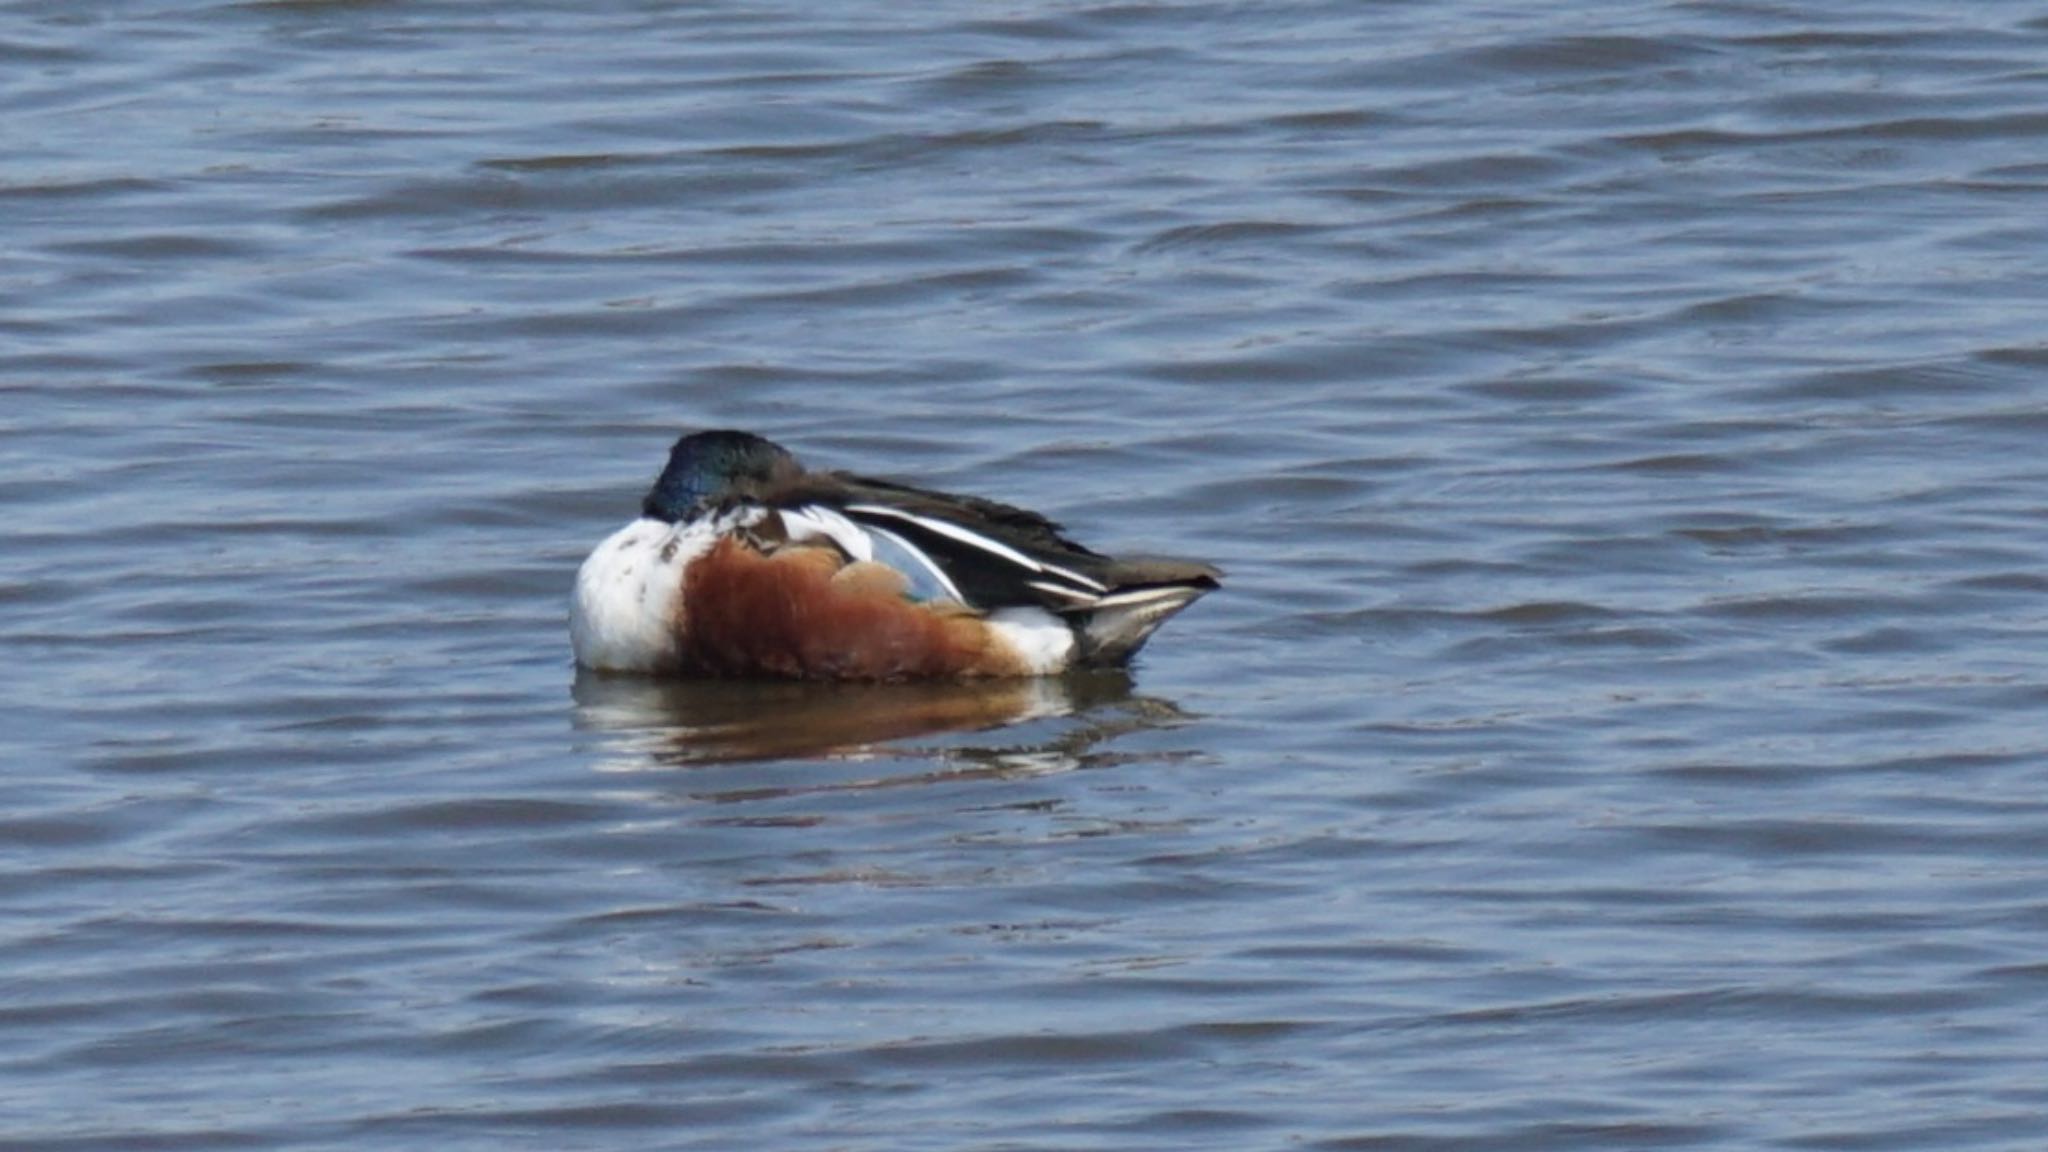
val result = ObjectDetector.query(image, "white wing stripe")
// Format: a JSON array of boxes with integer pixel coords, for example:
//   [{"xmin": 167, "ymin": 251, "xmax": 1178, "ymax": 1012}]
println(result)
[
  {"xmin": 847, "ymin": 504, "xmax": 1036, "ymax": 568},
  {"xmin": 780, "ymin": 505, "xmax": 873, "ymax": 562},
  {"xmin": 846, "ymin": 504, "xmax": 1109, "ymax": 592},
  {"xmin": 1027, "ymin": 580, "xmax": 1100, "ymax": 604},
  {"xmin": 1089, "ymin": 585, "xmax": 1198, "ymax": 608},
  {"xmin": 1034, "ymin": 557, "xmax": 1110, "ymax": 594}
]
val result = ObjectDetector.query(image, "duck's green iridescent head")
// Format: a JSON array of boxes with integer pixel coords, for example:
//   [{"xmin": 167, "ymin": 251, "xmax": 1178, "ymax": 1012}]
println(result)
[{"xmin": 641, "ymin": 430, "xmax": 801, "ymax": 522}]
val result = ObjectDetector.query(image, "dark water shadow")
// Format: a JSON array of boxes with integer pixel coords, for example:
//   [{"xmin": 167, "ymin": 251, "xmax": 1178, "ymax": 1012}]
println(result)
[{"xmin": 570, "ymin": 670, "xmax": 1194, "ymax": 774}]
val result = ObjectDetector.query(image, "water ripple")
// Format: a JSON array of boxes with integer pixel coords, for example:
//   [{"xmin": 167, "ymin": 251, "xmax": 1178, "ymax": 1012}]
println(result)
[{"xmin": 7, "ymin": 1, "xmax": 2048, "ymax": 1150}]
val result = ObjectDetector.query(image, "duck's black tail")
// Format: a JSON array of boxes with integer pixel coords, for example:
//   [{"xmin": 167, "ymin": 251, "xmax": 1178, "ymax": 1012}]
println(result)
[{"xmin": 1072, "ymin": 559, "xmax": 1221, "ymax": 666}]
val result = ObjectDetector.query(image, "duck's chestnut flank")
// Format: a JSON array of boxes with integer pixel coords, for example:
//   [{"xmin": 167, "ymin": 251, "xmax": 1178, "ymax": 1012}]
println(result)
[
  {"xmin": 680, "ymin": 538, "xmax": 1034, "ymax": 679},
  {"xmin": 571, "ymin": 430, "xmax": 1219, "ymax": 680}
]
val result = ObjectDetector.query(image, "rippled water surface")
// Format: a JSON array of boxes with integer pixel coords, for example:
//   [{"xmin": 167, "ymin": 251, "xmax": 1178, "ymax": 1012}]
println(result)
[{"xmin": 9, "ymin": 1, "xmax": 2048, "ymax": 1148}]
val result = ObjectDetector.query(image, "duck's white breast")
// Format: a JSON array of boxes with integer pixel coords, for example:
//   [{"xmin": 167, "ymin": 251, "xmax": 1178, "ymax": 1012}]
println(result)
[{"xmin": 570, "ymin": 517, "xmax": 714, "ymax": 672}]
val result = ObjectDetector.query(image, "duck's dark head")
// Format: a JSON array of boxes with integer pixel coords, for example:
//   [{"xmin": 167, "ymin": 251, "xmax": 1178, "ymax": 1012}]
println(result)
[{"xmin": 642, "ymin": 430, "xmax": 803, "ymax": 522}]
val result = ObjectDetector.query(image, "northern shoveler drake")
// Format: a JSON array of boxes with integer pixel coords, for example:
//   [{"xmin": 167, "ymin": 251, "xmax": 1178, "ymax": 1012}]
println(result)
[{"xmin": 571, "ymin": 430, "xmax": 1221, "ymax": 679}]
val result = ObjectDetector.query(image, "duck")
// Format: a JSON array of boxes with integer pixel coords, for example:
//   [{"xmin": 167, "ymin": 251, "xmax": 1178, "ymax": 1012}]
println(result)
[{"xmin": 571, "ymin": 430, "xmax": 1220, "ymax": 679}]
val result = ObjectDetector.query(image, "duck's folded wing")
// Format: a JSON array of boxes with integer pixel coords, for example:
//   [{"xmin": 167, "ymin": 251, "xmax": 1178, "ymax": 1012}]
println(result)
[
  {"xmin": 769, "ymin": 473, "xmax": 1218, "ymax": 618},
  {"xmin": 836, "ymin": 505, "xmax": 1221, "ymax": 662},
  {"xmin": 834, "ymin": 473, "xmax": 1100, "ymax": 550},
  {"xmin": 837, "ymin": 500, "xmax": 1112, "ymax": 610},
  {"xmin": 769, "ymin": 503, "xmax": 965, "ymax": 605}
]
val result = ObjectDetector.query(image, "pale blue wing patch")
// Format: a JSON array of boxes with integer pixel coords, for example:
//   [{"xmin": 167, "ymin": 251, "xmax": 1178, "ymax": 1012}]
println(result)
[
  {"xmin": 776, "ymin": 504, "xmax": 963, "ymax": 605},
  {"xmin": 844, "ymin": 503, "xmax": 1109, "ymax": 595},
  {"xmin": 866, "ymin": 525, "xmax": 965, "ymax": 604}
]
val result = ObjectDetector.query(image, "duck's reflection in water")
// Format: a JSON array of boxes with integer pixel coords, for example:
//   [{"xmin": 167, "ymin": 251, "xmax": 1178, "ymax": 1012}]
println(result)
[{"xmin": 571, "ymin": 670, "xmax": 1191, "ymax": 781}]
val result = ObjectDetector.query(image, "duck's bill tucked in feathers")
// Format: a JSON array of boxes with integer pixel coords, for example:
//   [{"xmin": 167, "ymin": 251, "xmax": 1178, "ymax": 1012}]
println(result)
[{"xmin": 572, "ymin": 430, "xmax": 1220, "ymax": 680}]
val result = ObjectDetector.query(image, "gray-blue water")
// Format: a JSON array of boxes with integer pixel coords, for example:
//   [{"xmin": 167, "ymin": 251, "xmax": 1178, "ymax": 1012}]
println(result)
[{"xmin": 7, "ymin": 2, "xmax": 2048, "ymax": 1148}]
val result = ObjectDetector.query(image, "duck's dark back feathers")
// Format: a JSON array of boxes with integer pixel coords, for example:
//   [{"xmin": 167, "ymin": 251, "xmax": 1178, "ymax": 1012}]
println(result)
[
  {"xmin": 703, "ymin": 435, "xmax": 1220, "ymax": 623},
  {"xmin": 828, "ymin": 472, "xmax": 1097, "ymax": 558}
]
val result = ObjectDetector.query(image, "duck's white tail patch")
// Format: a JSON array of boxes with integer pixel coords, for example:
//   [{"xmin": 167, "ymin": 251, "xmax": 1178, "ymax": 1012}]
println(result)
[{"xmin": 985, "ymin": 607, "xmax": 1078, "ymax": 675}]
